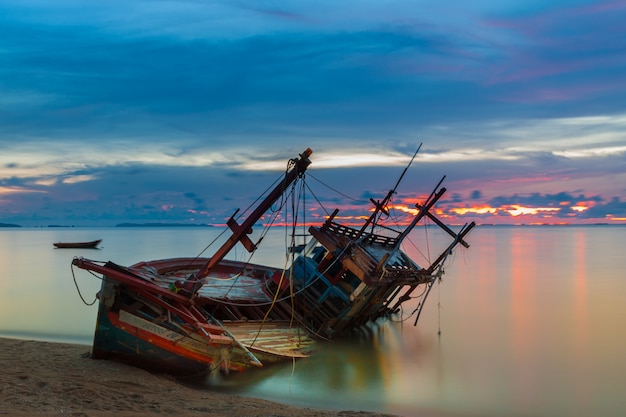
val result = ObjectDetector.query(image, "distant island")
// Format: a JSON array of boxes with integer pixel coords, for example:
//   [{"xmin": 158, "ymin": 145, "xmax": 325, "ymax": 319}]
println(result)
[
  {"xmin": 0, "ymin": 222, "xmax": 622, "ymax": 228},
  {"xmin": 114, "ymin": 223, "xmax": 214, "ymax": 228},
  {"xmin": 0, "ymin": 223, "xmax": 21, "ymax": 228}
]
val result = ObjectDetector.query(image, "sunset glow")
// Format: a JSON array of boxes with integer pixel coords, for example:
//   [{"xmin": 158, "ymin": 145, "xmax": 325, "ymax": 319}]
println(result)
[
  {"xmin": 450, "ymin": 206, "xmax": 499, "ymax": 216},
  {"xmin": 505, "ymin": 206, "xmax": 561, "ymax": 217}
]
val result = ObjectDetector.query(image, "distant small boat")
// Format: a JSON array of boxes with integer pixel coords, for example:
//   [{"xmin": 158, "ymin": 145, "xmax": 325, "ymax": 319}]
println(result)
[{"xmin": 53, "ymin": 239, "xmax": 101, "ymax": 249}]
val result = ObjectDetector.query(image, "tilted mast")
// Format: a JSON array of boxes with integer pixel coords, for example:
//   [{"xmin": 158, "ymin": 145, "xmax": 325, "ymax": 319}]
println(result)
[
  {"xmin": 356, "ymin": 144, "xmax": 422, "ymax": 238},
  {"xmin": 184, "ymin": 148, "xmax": 313, "ymax": 292}
]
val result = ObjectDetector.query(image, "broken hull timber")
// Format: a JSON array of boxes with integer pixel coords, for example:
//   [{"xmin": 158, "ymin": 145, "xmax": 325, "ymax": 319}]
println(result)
[{"xmin": 84, "ymin": 257, "xmax": 315, "ymax": 376}]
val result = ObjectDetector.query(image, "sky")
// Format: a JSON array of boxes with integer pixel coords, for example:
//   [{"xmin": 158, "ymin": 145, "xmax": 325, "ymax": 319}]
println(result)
[{"xmin": 1, "ymin": 0, "xmax": 625, "ymax": 228}]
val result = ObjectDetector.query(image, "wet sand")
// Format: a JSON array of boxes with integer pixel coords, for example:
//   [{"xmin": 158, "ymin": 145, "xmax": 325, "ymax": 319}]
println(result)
[{"xmin": 1, "ymin": 337, "xmax": 401, "ymax": 417}]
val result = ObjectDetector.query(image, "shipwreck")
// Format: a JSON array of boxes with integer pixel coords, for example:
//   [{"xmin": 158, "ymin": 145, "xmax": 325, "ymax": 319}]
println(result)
[{"xmin": 72, "ymin": 147, "xmax": 475, "ymax": 376}]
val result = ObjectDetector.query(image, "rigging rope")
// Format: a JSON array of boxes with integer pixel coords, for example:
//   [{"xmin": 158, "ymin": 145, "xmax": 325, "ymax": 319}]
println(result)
[
  {"xmin": 250, "ymin": 166, "xmax": 307, "ymax": 347},
  {"xmin": 71, "ymin": 261, "xmax": 98, "ymax": 306},
  {"xmin": 307, "ymin": 173, "xmax": 366, "ymax": 203},
  {"xmin": 437, "ymin": 273, "xmax": 442, "ymax": 336},
  {"xmin": 185, "ymin": 162, "xmax": 298, "ymax": 271}
]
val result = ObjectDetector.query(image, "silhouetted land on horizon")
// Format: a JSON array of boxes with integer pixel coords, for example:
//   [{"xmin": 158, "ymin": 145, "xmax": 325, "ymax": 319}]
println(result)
[
  {"xmin": 115, "ymin": 223, "xmax": 214, "ymax": 228},
  {"xmin": 1, "ymin": 222, "xmax": 624, "ymax": 229}
]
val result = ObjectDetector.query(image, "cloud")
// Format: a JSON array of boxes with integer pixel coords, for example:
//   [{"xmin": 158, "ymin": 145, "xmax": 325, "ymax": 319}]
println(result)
[
  {"xmin": 5, "ymin": 0, "xmax": 622, "ymax": 144},
  {"xmin": 1, "ymin": 1, "xmax": 626, "ymax": 225}
]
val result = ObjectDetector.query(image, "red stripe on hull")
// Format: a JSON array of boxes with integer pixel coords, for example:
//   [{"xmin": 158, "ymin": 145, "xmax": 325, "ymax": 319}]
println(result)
[{"xmin": 108, "ymin": 311, "xmax": 248, "ymax": 373}]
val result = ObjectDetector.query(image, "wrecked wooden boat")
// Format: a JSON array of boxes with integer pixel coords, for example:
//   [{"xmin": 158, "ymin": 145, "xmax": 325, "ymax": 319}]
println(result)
[
  {"xmin": 71, "ymin": 147, "xmax": 475, "ymax": 376},
  {"xmin": 54, "ymin": 239, "xmax": 101, "ymax": 249}
]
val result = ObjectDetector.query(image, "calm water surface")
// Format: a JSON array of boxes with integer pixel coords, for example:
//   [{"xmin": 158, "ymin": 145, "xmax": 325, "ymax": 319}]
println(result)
[{"xmin": 1, "ymin": 226, "xmax": 625, "ymax": 417}]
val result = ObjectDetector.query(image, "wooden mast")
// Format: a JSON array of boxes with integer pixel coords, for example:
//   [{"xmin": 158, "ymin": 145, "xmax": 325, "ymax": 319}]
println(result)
[
  {"xmin": 184, "ymin": 148, "xmax": 313, "ymax": 292},
  {"xmin": 356, "ymin": 144, "xmax": 422, "ymax": 238}
]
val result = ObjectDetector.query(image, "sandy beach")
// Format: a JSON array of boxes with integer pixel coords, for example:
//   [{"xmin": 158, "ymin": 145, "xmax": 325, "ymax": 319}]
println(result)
[{"xmin": 1, "ymin": 337, "xmax": 403, "ymax": 417}]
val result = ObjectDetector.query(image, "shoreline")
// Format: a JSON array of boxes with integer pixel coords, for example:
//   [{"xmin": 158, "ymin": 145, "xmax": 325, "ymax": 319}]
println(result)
[{"xmin": 1, "ymin": 337, "xmax": 402, "ymax": 417}]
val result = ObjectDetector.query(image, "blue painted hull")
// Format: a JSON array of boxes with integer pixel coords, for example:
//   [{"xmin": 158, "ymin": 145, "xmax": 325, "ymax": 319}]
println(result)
[{"xmin": 91, "ymin": 303, "xmax": 212, "ymax": 376}]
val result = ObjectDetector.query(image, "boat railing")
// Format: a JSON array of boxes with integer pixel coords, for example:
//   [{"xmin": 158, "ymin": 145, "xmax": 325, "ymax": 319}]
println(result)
[
  {"xmin": 379, "ymin": 264, "xmax": 433, "ymax": 284},
  {"xmin": 322, "ymin": 221, "xmax": 400, "ymax": 247}
]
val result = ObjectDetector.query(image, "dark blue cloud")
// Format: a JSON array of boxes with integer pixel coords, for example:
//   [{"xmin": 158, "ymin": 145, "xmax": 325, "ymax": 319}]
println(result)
[
  {"xmin": 470, "ymin": 190, "xmax": 482, "ymax": 199},
  {"xmin": 3, "ymin": 0, "xmax": 622, "ymax": 142},
  {"xmin": 488, "ymin": 192, "xmax": 602, "ymax": 207},
  {"xmin": 582, "ymin": 196, "xmax": 626, "ymax": 220}
]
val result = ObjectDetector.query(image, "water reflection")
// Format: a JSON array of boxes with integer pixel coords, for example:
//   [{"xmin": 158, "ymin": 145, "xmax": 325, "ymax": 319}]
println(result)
[
  {"xmin": 2, "ymin": 226, "xmax": 626, "ymax": 416},
  {"xmin": 509, "ymin": 231, "xmax": 537, "ymax": 410},
  {"xmin": 202, "ymin": 320, "xmax": 439, "ymax": 413}
]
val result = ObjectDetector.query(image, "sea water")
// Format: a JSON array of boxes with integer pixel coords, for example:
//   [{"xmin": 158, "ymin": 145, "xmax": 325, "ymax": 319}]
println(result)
[{"xmin": 1, "ymin": 225, "xmax": 625, "ymax": 417}]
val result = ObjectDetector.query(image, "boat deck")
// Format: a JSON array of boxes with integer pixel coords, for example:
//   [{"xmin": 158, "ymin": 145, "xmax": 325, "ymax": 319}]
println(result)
[{"xmin": 131, "ymin": 257, "xmax": 276, "ymax": 303}]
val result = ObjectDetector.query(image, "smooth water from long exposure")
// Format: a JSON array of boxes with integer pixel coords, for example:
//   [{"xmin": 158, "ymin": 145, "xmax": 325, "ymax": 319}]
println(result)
[{"xmin": 1, "ymin": 226, "xmax": 625, "ymax": 417}]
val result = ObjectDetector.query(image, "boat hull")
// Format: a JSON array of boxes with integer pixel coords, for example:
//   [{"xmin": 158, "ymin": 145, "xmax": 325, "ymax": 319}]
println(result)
[
  {"xmin": 54, "ymin": 239, "xmax": 101, "ymax": 249},
  {"xmin": 70, "ymin": 147, "xmax": 475, "ymax": 377},
  {"xmin": 92, "ymin": 306, "xmax": 225, "ymax": 376},
  {"xmin": 90, "ymin": 270, "xmax": 314, "ymax": 376}
]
